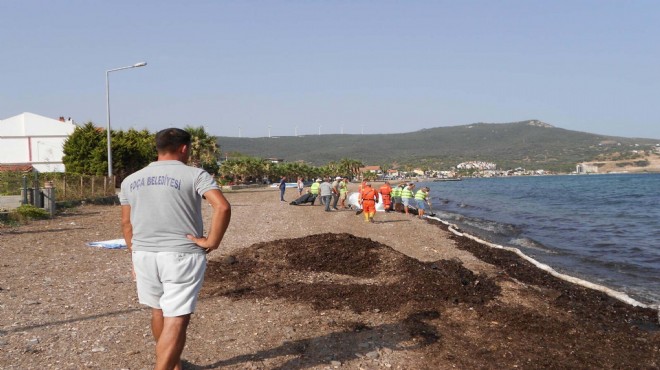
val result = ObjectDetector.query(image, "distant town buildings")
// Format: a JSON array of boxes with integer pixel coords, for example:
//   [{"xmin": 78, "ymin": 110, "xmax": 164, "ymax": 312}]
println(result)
[
  {"xmin": 359, "ymin": 165, "xmax": 381, "ymax": 174},
  {"xmin": 456, "ymin": 161, "xmax": 497, "ymax": 171}
]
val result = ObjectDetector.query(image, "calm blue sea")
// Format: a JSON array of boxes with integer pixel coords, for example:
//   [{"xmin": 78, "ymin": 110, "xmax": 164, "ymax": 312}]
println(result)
[{"xmin": 422, "ymin": 173, "xmax": 660, "ymax": 306}]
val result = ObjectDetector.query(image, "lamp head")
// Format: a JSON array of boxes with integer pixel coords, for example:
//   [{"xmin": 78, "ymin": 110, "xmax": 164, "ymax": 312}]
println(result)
[{"xmin": 133, "ymin": 62, "xmax": 147, "ymax": 67}]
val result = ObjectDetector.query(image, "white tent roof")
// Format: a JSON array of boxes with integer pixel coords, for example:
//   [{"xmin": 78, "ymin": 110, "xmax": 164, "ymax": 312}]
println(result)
[{"xmin": 0, "ymin": 112, "xmax": 76, "ymax": 137}]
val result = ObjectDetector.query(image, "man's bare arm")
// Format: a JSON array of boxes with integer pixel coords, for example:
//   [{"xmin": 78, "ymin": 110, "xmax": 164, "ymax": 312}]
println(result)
[
  {"xmin": 121, "ymin": 205, "xmax": 133, "ymax": 252},
  {"xmin": 187, "ymin": 189, "xmax": 231, "ymax": 252}
]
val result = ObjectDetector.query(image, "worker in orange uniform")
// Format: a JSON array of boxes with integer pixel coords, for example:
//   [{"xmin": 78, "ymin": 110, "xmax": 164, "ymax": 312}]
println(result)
[
  {"xmin": 359, "ymin": 181, "xmax": 380, "ymax": 223},
  {"xmin": 379, "ymin": 181, "xmax": 393, "ymax": 212}
]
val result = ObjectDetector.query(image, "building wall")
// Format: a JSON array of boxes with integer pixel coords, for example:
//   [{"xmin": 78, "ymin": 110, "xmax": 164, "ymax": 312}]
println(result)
[
  {"xmin": 576, "ymin": 163, "xmax": 599, "ymax": 173},
  {"xmin": 0, "ymin": 113, "xmax": 75, "ymax": 173}
]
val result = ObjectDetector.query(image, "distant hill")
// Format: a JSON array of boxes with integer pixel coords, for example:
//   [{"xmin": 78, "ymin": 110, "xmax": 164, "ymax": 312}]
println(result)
[{"xmin": 216, "ymin": 120, "xmax": 659, "ymax": 172}]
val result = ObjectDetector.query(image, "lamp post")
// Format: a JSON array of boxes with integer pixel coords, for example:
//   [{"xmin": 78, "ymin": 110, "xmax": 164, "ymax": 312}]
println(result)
[{"xmin": 106, "ymin": 62, "xmax": 147, "ymax": 177}]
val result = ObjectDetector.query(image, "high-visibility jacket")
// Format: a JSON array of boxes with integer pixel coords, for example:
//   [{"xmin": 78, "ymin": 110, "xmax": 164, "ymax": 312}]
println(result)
[
  {"xmin": 392, "ymin": 186, "xmax": 403, "ymax": 197},
  {"xmin": 339, "ymin": 181, "xmax": 347, "ymax": 195},
  {"xmin": 415, "ymin": 189, "xmax": 427, "ymax": 201},
  {"xmin": 310, "ymin": 182, "xmax": 320, "ymax": 195},
  {"xmin": 379, "ymin": 184, "xmax": 392, "ymax": 196},
  {"xmin": 401, "ymin": 187, "xmax": 414, "ymax": 199},
  {"xmin": 360, "ymin": 186, "xmax": 378, "ymax": 202}
]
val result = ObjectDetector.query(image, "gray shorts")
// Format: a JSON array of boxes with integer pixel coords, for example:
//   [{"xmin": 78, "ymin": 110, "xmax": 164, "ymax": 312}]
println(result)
[
  {"xmin": 393, "ymin": 196, "xmax": 402, "ymax": 204},
  {"xmin": 132, "ymin": 251, "xmax": 206, "ymax": 317},
  {"xmin": 402, "ymin": 197, "xmax": 411, "ymax": 207}
]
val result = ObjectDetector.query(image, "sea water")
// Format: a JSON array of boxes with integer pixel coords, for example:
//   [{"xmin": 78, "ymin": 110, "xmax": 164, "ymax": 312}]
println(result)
[{"xmin": 423, "ymin": 173, "xmax": 660, "ymax": 305}]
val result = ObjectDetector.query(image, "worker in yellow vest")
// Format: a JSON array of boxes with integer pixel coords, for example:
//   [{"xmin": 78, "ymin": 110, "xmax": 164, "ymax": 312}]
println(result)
[
  {"xmin": 339, "ymin": 177, "xmax": 349, "ymax": 209},
  {"xmin": 309, "ymin": 178, "xmax": 321, "ymax": 205},
  {"xmin": 400, "ymin": 183, "xmax": 415, "ymax": 216},
  {"xmin": 414, "ymin": 186, "xmax": 431, "ymax": 218},
  {"xmin": 392, "ymin": 183, "xmax": 405, "ymax": 212}
]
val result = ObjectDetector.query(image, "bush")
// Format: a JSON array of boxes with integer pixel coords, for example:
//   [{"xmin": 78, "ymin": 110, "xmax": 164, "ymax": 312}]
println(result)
[{"xmin": 14, "ymin": 204, "xmax": 50, "ymax": 220}]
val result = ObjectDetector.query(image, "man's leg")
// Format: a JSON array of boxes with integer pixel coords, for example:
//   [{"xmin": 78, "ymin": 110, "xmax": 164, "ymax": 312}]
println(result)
[
  {"xmin": 154, "ymin": 314, "xmax": 190, "ymax": 370},
  {"xmin": 151, "ymin": 308, "xmax": 165, "ymax": 341},
  {"xmin": 332, "ymin": 194, "xmax": 339, "ymax": 209}
]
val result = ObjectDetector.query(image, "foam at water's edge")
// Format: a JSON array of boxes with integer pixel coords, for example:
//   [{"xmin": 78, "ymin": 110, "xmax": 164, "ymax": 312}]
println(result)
[{"xmin": 424, "ymin": 215, "xmax": 659, "ymax": 316}]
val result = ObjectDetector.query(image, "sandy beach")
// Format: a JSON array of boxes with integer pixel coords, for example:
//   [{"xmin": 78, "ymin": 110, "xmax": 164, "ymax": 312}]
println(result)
[{"xmin": 0, "ymin": 184, "xmax": 658, "ymax": 369}]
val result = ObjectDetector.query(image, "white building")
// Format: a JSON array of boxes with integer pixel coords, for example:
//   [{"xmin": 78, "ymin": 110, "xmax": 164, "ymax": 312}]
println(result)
[
  {"xmin": 0, "ymin": 113, "xmax": 76, "ymax": 172},
  {"xmin": 576, "ymin": 163, "xmax": 599, "ymax": 174}
]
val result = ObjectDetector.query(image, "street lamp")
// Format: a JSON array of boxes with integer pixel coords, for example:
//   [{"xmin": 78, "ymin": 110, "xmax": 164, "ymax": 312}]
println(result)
[{"xmin": 106, "ymin": 62, "xmax": 147, "ymax": 177}]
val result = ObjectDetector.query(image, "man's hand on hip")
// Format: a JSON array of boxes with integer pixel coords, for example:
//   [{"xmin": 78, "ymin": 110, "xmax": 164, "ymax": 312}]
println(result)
[{"xmin": 187, "ymin": 234, "xmax": 218, "ymax": 253}]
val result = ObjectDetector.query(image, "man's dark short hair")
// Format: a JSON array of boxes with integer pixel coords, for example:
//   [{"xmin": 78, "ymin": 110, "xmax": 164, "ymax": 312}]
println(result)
[{"xmin": 155, "ymin": 128, "xmax": 191, "ymax": 153}]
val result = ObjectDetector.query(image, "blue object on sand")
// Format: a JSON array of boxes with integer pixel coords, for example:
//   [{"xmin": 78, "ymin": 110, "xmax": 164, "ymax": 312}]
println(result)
[{"xmin": 87, "ymin": 239, "xmax": 127, "ymax": 249}]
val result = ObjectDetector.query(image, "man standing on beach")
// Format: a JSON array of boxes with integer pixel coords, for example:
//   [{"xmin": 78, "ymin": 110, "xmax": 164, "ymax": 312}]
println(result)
[
  {"xmin": 401, "ymin": 183, "xmax": 415, "ymax": 216},
  {"xmin": 331, "ymin": 176, "xmax": 341, "ymax": 210},
  {"xmin": 279, "ymin": 176, "xmax": 287, "ymax": 202},
  {"xmin": 415, "ymin": 186, "xmax": 431, "ymax": 219},
  {"xmin": 359, "ymin": 181, "xmax": 379, "ymax": 222},
  {"xmin": 120, "ymin": 128, "xmax": 231, "ymax": 370},
  {"xmin": 338, "ymin": 177, "xmax": 349, "ymax": 209},
  {"xmin": 319, "ymin": 177, "xmax": 334, "ymax": 212},
  {"xmin": 379, "ymin": 181, "xmax": 393, "ymax": 212},
  {"xmin": 392, "ymin": 183, "xmax": 404, "ymax": 212}
]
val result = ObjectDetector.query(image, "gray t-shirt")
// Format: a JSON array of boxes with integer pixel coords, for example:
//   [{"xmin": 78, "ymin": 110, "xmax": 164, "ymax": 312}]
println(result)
[
  {"xmin": 319, "ymin": 182, "xmax": 333, "ymax": 196},
  {"xmin": 119, "ymin": 160, "xmax": 220, "ymax": 253}
]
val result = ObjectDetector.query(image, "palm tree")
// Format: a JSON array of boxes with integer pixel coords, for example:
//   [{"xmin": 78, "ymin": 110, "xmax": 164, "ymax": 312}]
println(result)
[
  {"xmin": 184, "ymin": 125, "xmax": 219, "ymax": 174},
  {"xmin": 349, "ymin": 159, "xmax": 364, "ymax": 179}
]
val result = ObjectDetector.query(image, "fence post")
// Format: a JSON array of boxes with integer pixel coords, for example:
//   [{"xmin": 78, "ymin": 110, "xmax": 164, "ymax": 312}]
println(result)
[
  {"xmin": 21, "ymin": 175, "xmax": 28, "ymax": 205},
  {"xmin": 43, "ymin": 181, "xmax": 56, "ymax": 217},
  {"xmin": 63, "ymin": 174, "xmax": 67, "ymax": 198},
  {"xmin": 27, "ymin": 187, "xmax": 34, "ymax": 205},
  {"xmin": 91, "ymin": 176, "xmax": 95, "ymax": 196},
  {"xmin": 32, "ymin": 172, "xmax": 42, "ymax": 207},
  {"xmin": 80, "ymin": 176, "xmax": 84, "ymax": 198}
]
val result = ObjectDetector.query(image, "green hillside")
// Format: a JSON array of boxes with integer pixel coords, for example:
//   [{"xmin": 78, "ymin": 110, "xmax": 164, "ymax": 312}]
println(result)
[{"xmin": 216, "ymin": 120, "xmax": 658, "ymax": 172}]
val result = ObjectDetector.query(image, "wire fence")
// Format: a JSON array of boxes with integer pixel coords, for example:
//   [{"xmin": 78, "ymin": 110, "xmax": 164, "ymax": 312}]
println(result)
[{"xmin": 0, "ymin": 171, "xmax": 116, "ymax": 202}]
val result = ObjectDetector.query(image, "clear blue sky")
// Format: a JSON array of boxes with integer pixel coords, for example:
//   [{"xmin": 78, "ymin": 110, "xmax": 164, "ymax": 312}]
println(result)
[{"xmin": 2, "ymin": 1, "xmax": 659, "ymax": 139}]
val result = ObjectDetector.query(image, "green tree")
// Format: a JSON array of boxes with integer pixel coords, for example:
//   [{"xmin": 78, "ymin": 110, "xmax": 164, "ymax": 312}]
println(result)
[
  {"xmin": 63, "ymin": 123, "xmax": 157, "ymax": 184},
  {"xmin": 185, "ymin": 126, "xmax": 220, "ymax": 174},
  {"xmin": 219, "ymin": 156, "xmax": 267, "ymax": 184},
  {"xmin": 112, "ymin": 129, "xmax": 157, "ymax": 183},
  {"xmin": 362, "ymin": 171, "xmax": 379, "ymax": 181},
  {"xmin": 62, "ymin": 122, "xmax": 107, "ymax": 175},
  {"xmin": 337, "ymin": 158, "xmax": 364, "ymax": 178}
]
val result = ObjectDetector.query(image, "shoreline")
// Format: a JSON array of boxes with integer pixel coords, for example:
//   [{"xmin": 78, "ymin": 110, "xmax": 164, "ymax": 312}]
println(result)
[
  {"xmin": 417, "ymin": 173, "xmax": 660, "ymax": 307},
  {"xmin": 426, "ymin": 216, "xmax": 655, "ymax": 309},
  {"xmin": 1, "ymin": 186, "xmax": 658, "ymax": 368}
]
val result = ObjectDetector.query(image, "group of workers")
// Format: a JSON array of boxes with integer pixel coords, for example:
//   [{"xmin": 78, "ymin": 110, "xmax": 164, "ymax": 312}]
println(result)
[
  {"xmin": 289, "ymin": 177, "xmax": 432, "ymax": 223},
  {"xmin": 359, "ymin": 181, "xmax": 432, "ymax": 222},
  {"xmin": 291, "ymin": 176, "xmax": 350, "ymax": 211}
]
